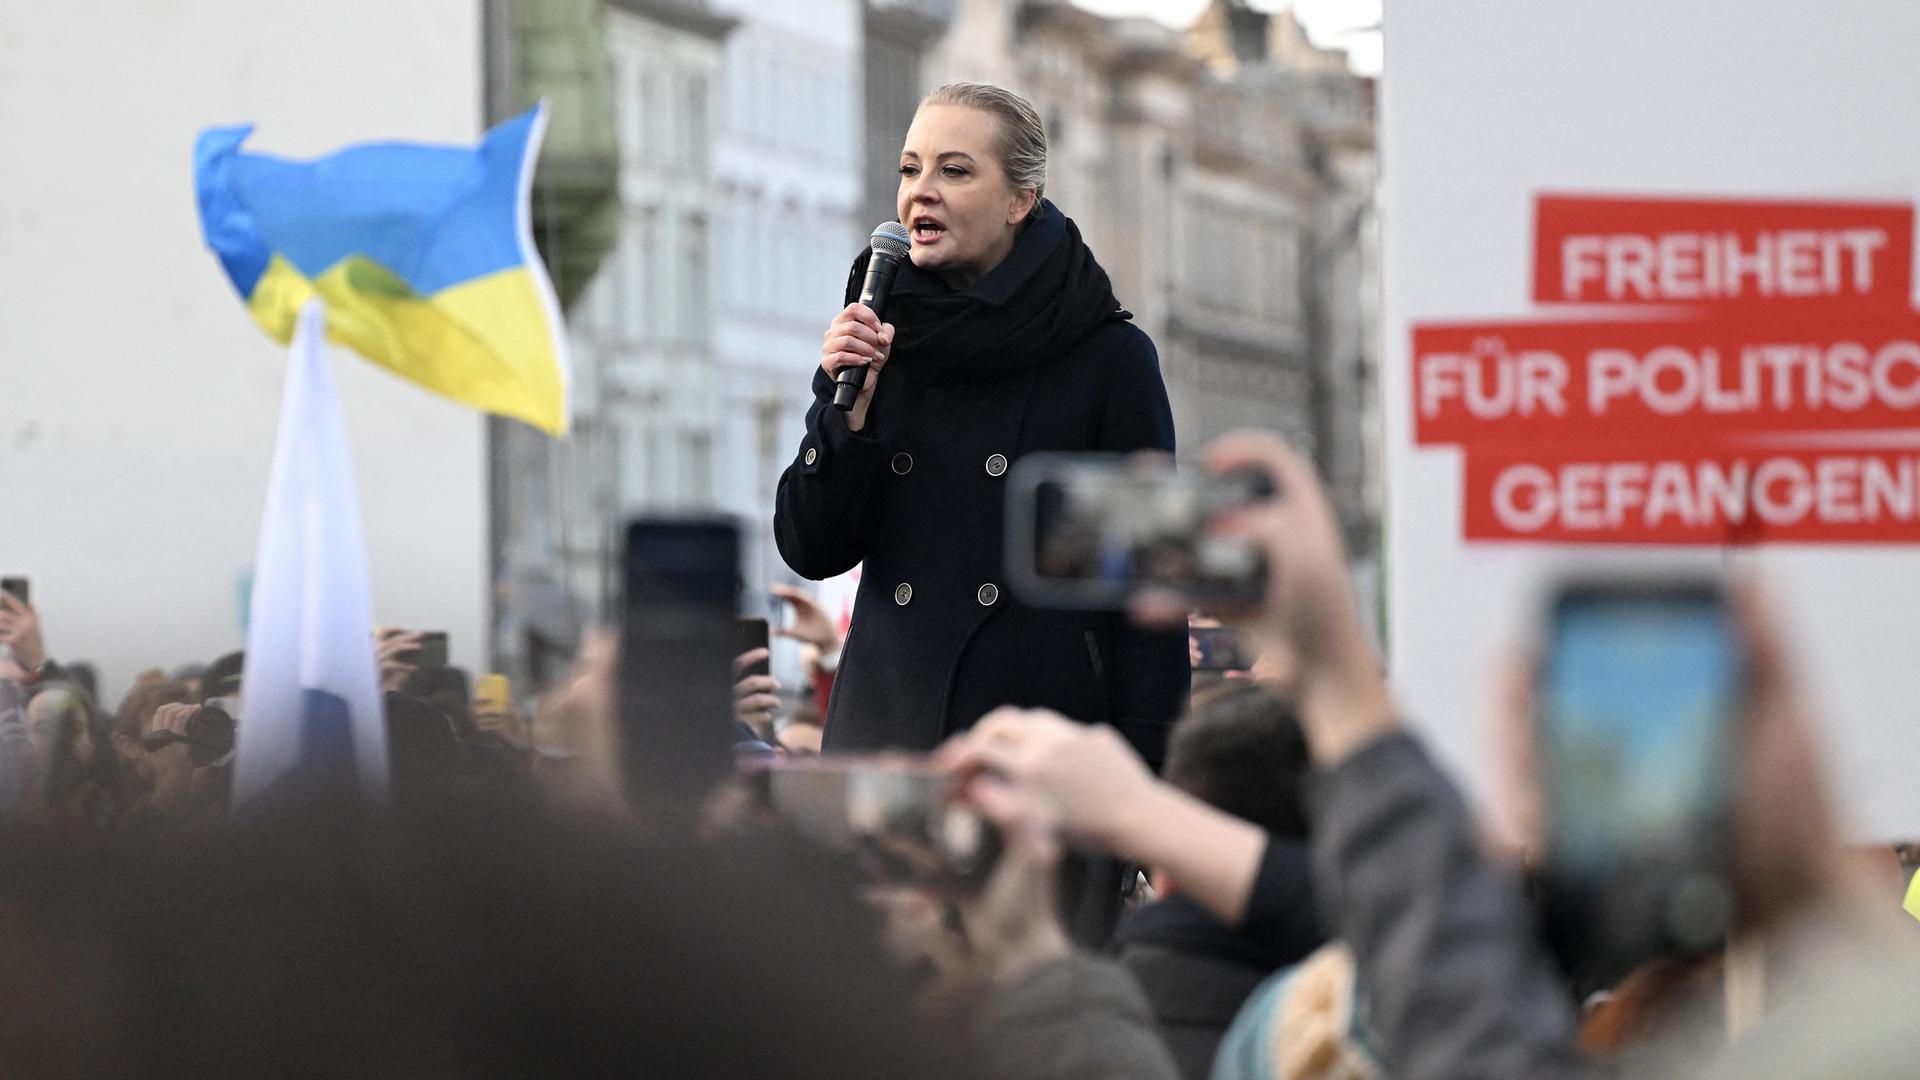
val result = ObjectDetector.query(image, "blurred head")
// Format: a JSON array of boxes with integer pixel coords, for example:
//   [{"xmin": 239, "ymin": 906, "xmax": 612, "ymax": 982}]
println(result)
[
  {"xmin": 385, "ymin": 691, "xmax": 466, "ymax": 811},
  {"xmin": 24, "ymin": 684, "xmax": 93, "ymax": 768},
  {"xmin": 62, "ymin": 662, "xmax": 99, "ymax": 706},
  {"xmin": 171, "ymin": 663, "xmax": 207, "ymax": 699},
  {"xmin": 0, "ymin": 809, "xmax": 967, "ymax": 1079},
  {"xmin": 1164, "ymin": 681, "xmax": 1312, "ymax": 842},
  {"xmin": 898, "ymin": 83, "xmax": 1045, "ymax": 287},
  {"xmin": 402, "ymin": 666, "xmax": 473, "ymax": 739},
  {"xmin": 201, "ymin": 651, "xmax": 244, "ymax": 703},
  {"xmin": 20, "ymin": 683, "xmax": 104, "ymax": 817}
]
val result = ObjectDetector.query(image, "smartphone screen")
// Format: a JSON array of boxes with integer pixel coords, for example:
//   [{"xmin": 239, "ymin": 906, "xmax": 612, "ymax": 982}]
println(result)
[
  {"xmin": 1, "ymin": 577, "xmax": 29, "ymax": 609},
  {"xmin": 413, "ymin": 632, "xmax": 449, "ymax": 670},
  {"xmin": 1006, "ymin": 454, "xmax": 1267, "ymax": 610},
  {"xmin": 1190, "ymin": 625, "xmax": 1246, "ymax": 672},
  {"xmin": 1537, "ymin": 581, "xmax": 1742, "ymax": 981},
  {"xmin": 737, "ymin": 618, "xmax": 770, "ymax": 678},
  {"xmin": 620, "ymin": 519, "xmax": 740, "ymax": 803}
]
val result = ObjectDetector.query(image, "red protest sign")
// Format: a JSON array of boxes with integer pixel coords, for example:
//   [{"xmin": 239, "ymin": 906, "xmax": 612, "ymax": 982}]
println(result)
[
  {"xmin": 1412, "ymin": 313, "xmax": 1920, "ymax": 448},
  {"xmin": 1415, "ymin": 192, "xmax": 1920, "ymax": 547},
  {"xmin": 1462, "ymin": 440, "xmax": 1920, "ymax": 544},
  {"xmin": 1533, "ymin": 194, "xmax": 1912, "ymax": 308}
]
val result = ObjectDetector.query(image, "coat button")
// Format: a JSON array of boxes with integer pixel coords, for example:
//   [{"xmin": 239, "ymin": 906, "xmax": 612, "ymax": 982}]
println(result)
[
  {"xmin": 985, "ymin": 453, "xmax": 1008, "ymax": 477},
  {"xmin": 894, "ymin": 583, "xmax": 913, "ymax": 606},
  {"xmin": 891, "ymin": 452, "xmax": 913, "ymax": 475},
  {"xmin": 804, "ymin": 447, "xmax": 818, "ymax": 466},
  {"xmin": 977, "ymin": 583, "xmax": 999, "ymax": 606}
]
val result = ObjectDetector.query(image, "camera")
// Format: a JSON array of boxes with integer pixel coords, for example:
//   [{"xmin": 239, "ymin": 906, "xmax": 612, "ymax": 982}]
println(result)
[
  {"xmin": 749, "ymin": 755, "xmax": 1001, "ymax": 889},
  {"xmin": 140, "ymin": 697, "xmax": 238, "ymax": 768},
  {"xmin": 1005, "ymin": 453, "xmax": 1273, "ymax": 610}
]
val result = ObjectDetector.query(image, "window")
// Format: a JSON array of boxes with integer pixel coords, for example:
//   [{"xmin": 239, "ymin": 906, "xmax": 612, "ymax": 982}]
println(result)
[
  {"xmin": 612, "ymin": 57, "xmax": 637, "ymax": 159},
  {"xmin": 587, "ymin": 252, "xmax": 616, "ymax": 335},
  {"xmin": 685, "ymin": 215, "xmax": 710, "ymax": 340},
  {"xmin": 685, "ymin": 74, "xmax": 708, "ymax": 172},
  {"xmin": 638, "ymin": 209, "xmax": 663, "ymax": 340},
  {"xmin": 618, "ymin": 227, "xmax": 645, "ymax": 341},
  {"xmin": 682, "ymin": 430, "xmax": 714, "ymax": 508},
  {"xmin": 637, "ymin": 68, "xmax": 659, "ymax": 161}
]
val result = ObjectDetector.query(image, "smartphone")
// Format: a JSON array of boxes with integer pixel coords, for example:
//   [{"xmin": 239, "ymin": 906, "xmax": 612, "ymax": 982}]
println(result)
[
  {"xmin": 737, "ymin": 618, "xmax": 770, "ymax": 679},
  {"xmin": 1005, "ymin": 453, "xmax": 1271, "ymax": 610},
  {"xmin": 1534, "ymin": 577, "xmax": 1743, "ymax": 988},
  {"xmin": 1190, "ymin": 625, "xmax": 1247, "ymax": 672},
  {"xmin": 751, "ymin": 755, "xmax": 1001, "ymax": 888},
  {"xmin": 412, "ymin": 632, "xmax": 449, "ymax": 670},
  {"xmin": 620, "ymin": 518, "xmax": 741, "ymax": 803},
  {"xmin": 1, "ymin": 577, "xmax": 29, "ymax": 609},
  {"xmin": 473, "ymin": 673, "xmax": 513, "ymax": 713}
]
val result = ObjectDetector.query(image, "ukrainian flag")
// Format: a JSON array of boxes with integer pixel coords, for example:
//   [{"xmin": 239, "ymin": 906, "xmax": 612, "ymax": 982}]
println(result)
[{"xmin": 194, "ymin": 105, "xmax": 569, "ymax": 435}]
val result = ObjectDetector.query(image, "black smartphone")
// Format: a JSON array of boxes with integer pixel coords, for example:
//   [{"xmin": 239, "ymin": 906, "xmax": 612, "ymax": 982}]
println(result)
[
  {"xmin": 621, "ymin": 518, "xmax": 741, "ymax": 803},
  {"xmin": 737, "ymin": 618, "xmax": 770, "ymax": 678},
  {"xmin": 1, "ymin": 577, "xmax": 29, "ymax": 609},
  {"xmin": 412, "ymin": 632, "xmax": 449, "ymax": 670},
  {"xmin": 1005, "ymin": 453, "xmax": 1271, "ymax": 610},
  {"xmin": 1535, "ymin": 577, "xmax": 1744, "ymax": 989},
  {"xmin": 1190, "ymin": 625, "xmax": 1247, "ymax": 672}
]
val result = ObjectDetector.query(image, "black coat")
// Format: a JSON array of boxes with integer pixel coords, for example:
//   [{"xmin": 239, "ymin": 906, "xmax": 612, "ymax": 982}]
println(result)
[
  {"xmin": 1112, "ymin": 841, "xmax": 1326, "ymax": 1080},
  {"xmin": 773, "ymin": 228, "xmax": 1190, "ymax": 767}
]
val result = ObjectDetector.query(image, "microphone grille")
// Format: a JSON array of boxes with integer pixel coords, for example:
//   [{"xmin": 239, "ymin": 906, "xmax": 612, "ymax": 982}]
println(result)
[{"xmin": 870, "ymin": 221, "xmax": 911, "ymax": 259}]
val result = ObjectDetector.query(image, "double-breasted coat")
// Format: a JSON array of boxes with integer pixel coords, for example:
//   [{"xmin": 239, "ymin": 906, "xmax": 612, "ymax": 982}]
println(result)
[{"xmin": 773, "ymin": 230, "xmax": 1190, "ymax": 769}]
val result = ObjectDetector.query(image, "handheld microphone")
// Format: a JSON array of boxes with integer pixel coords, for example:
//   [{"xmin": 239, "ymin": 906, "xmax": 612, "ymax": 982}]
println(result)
[{"xmin": 834, "ymin": 221, "xmax": 912, "ymax": 412}]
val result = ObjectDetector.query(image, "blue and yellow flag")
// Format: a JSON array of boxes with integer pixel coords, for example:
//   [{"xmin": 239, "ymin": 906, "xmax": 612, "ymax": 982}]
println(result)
[{"xmin": 194, "ymin": 105, "xmax": 569, "ymax": 435}]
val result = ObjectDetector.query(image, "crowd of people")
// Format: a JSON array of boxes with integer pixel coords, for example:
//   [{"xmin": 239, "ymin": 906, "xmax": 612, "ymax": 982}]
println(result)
[{"xmin": 2, "ymin": 430, "xmax": 1916, "ymax": 1078}]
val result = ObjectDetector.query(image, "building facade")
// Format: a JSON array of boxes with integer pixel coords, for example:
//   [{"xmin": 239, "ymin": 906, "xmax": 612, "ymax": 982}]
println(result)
[
  {"xmin": 708, "ymin": 0, "xmax": 865, "ymax": 607},
  {"xmin": 863, "ymin": 0, "xmax": 1381, "ymax": 559},
  {"xmin": 489, "ymin": 0, "xmax": 1381, "ymax": 687}
]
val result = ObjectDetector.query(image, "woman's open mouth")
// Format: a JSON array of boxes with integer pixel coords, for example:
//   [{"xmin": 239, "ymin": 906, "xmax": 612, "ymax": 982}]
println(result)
[{"xmin": 911, "ymin": 216, "xmax": 947, "ymax": 244}]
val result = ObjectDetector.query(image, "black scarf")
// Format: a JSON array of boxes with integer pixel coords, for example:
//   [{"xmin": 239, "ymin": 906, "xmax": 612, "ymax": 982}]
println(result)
[{"xmin": 842, "ymin": 201, "xmax": 1127, "ymax": 386}]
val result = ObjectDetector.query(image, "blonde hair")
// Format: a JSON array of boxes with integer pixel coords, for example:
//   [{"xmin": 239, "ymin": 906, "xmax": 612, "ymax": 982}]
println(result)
[{"xmin": 919, "ymin": 82, "xmax": 1048, "ymax": 206}]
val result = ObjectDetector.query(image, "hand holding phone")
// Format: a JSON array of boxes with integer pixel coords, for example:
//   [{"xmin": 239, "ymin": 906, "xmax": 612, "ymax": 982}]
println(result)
[
  {"xmin": 1005, "ymin": 453, "xmax": 1273, "ymax": 611},
  {"xmin": 0, "ymin": 579, "xmax": 46, "ymax": 671},
  {"xmin": 621, "ymin": 519, "xmax": 741, "ymax": 802},
  {"xmin": 770, "ymin": 585, "xmax": 841, "ymax": 653},
  {"xmin": 1535, "ymin": 577, "xmax": 1743, "ymax": 988},
  {"xmin": 413, "ymin": 632, "xmax": 449, "ymax": 670},
  {"xmin": 755, "ymin": 756, "xmax": 1002, "ymax": 889},
  {"xmin": 1189, "ymin": 624, "xmax": 1248, "ymax": 673}
]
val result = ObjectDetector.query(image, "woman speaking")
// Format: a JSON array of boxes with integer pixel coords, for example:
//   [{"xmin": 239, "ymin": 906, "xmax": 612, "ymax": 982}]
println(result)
[{"xmin": 774, "ymin": 82, "xmax": 1188, "ymax": 772}]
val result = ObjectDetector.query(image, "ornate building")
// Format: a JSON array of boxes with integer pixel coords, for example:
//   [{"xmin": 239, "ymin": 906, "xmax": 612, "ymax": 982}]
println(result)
[{"xmin": 866, "ymin": 0, "xmax": 1381, "ymax": 557}]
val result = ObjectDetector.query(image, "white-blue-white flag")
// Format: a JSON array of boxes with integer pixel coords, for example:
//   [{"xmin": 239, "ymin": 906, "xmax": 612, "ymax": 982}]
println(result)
[{"xmin": 233, "ymin": 300, "xmax": 388, "ymax": 811}]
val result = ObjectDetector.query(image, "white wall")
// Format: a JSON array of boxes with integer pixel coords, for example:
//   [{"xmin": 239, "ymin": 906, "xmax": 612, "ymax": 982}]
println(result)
[
  {"xmin": 1384, "ymin": 1, "xmax": 1920, "ymax": 840},
  {"xmin": 0, "ymin": 1, "xmax": 487, "ymax": 706}
]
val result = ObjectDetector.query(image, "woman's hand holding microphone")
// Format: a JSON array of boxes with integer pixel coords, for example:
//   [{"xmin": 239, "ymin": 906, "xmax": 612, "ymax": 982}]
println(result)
[{"xmin": 821, "ymin": 303, "xmax": 895, "ymax": 432}]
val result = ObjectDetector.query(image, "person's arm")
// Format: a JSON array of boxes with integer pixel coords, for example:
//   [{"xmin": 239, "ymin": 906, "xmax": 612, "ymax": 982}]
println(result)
[
  {"xmin": 773, "ymin": 369, "xmax": 892, "ymax": 580},
  {"xmin": 1205, "ymin": 433, "xmax": 1595, "ymax": 1080},
  {"xmin": 0, "ymin": 593, "xmax": 53, "ymax": 685},
  {"xmin": 1093, "ymin": 332, "xmax": 1188, "ymax": 769},
  {"xmin": 923, "ymin": 769, "xmax": 1180, "ymax": 1080},
  {"xmin": 943, "ymin": 710, "xmax": 1268, "ymax": 927},
  {"xmin": 1308, "ymin": 731, "xmax": 1594, "ymax": 1080}
]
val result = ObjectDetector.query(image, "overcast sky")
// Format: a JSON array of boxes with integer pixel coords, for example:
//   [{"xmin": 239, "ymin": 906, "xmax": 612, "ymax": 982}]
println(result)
[{"xmin": 1069, "ymin": 0, "xmax": 1382, "ymax": 76}]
